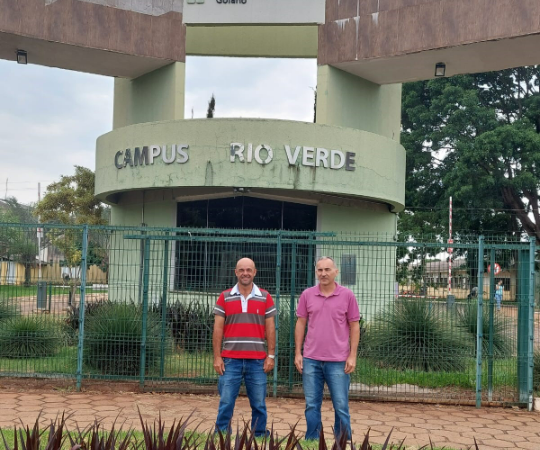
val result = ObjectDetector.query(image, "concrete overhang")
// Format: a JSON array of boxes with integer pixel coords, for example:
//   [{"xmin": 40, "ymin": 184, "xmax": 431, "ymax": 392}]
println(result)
[
  {"xmin": 0, "ymin": 32, "xmax": 176, "ymax": 78},
  {"xmin": 332, "ymin": 33, "xmax": 540, "ymax": 85}
]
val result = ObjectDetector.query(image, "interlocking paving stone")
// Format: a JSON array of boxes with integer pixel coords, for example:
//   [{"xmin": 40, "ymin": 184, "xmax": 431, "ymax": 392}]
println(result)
[{"xmin": 0, "ymin": 390, "xmax": 540, "ymax": 448}]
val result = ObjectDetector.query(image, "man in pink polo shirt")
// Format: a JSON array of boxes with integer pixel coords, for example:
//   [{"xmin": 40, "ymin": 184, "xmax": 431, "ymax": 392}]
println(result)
[{"xmin": 294, "ymin": 256, "xmax": 361, "ymax": 440}]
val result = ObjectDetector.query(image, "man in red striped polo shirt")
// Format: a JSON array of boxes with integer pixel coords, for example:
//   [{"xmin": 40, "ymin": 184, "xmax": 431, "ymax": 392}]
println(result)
[{"xmin": 213, "ymin": 257, "xmax": 277, "ymax": 436}]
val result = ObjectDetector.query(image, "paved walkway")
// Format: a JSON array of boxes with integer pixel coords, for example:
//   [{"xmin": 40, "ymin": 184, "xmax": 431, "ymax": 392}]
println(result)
[{"xmin": 0, "ymin": 388, "xmax": 539, "ymax": 450}]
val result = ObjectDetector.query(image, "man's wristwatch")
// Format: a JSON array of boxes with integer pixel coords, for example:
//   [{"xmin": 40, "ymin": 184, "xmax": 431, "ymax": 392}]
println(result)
[{"xmin": 267, "ymin": 354, "xmax": 275, "ymax": 360}]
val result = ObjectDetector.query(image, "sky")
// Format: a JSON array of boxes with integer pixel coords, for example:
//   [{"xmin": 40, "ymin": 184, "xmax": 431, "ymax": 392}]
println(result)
[{"xmin": 0, "ymin": 56, "xmax": 317, "ymax": 205}]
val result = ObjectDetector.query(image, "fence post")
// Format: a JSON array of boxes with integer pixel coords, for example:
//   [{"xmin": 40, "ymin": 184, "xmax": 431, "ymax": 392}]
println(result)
[
  {"xmin": 140, "ymin": 238, "xmax": 151, "ymax": 389},
  {"xmin": 488, "ymin": 248, "xmax": 495, "ymax": 401},
  {"xmin": 307, "ymin": 232, "xmax": 314, "ymax": 287},
  {"xmin": 76, "ymin": 225, "xmax": 89, "ymax": 392},
  {"xmin": 160, "ymin": 235, "xmax": 170, "ymax": 379},
  {"xmin": 288, "ymin": 242, "xmax": 297, "ymax": 391},
  {"xmin": 476, "ymin": 236, "xmax": 484, "ymax": 408},
  {"xmin": 527, "ymin": 237, "xmax": 535, "ymax": 411},
  {"xmin": 517, "ymin": 243, "xmax": 534, "ymax": 407},
  {"xmin": 273, "ymin": 231, "xmax": 282, "ymax": 398}
]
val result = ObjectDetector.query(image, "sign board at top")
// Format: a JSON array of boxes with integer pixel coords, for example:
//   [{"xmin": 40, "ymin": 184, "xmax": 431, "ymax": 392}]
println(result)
[{"xmin": 183, "ymin": 0, "xmax": 326, "ymax": 25}]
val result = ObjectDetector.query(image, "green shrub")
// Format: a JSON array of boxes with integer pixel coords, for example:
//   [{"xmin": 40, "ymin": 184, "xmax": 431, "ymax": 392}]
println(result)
[
  {"xmin": 0, "ymin": 316, "xmax": 63, "ymax": 358},
  {"xmin": 361, "ymin": 299, "xmax": 472, "ymax": 372},
  {"xmin": 161, "ymin": 301, "xmax": 213, "ymax": 353},
  {"xmin": 84, "ymin": 302, "xmax": 166, "ymax": 376},
  {"xmin": 66, "ymin": 299, "xmax": 111, "ymax": 331},
  {"xmin": 457, "ymin": 302, "xmax": 512, "ymax": 359}
]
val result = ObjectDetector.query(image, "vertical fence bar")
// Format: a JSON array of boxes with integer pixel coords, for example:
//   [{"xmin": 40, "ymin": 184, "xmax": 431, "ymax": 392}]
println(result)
[
  {"xmin": 517, "ymin": 245, "xmax": 532, "ymax": 406},
  {"xmin": 476, "ymin": 236, "xmax": 484, "ymax": 408},
  {"xmin": 307, "ymin": 233, "xmax": 314, "ymax": 287},
  {"xmin": 76, "ymin": 225, "xmax": 89, "ymax": 391},
  {"xmin": 140, "ymin": 238, "xmax": 151, "ymax": 389},
  {"xmin": 527, "ymin": 237, "xmax": 535, "ymax": 411},
  {"xmin": 160, "ymin": 235, "xmax": 170, "ymax": 379},
  {"xmin": 273, "ymin": 232, "xmax": 282, "ymax": 397},
  {"xmin": 488, "ymin": 248, "xmax": 495, "ymax": 401},
  {"xmin": 288, "ymin": 242, "xmax": 297, "ymax": 391}
]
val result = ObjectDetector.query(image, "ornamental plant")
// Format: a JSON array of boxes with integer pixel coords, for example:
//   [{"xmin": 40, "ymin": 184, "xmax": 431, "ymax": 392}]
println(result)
[
  {"xmin": 0, "ymin": 316, "xmax": 63, "ymax": 358},
  {"xmin": 83, "ymin": 302, "xmax": 166, "ymax": 376},
  {"xmin": 361, "ymin": 299, "xmax": 472, "ymax": 372}
]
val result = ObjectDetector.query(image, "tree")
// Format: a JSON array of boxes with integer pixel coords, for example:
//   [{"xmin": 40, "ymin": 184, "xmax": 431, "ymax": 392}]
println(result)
[
  {"xmin": 0, "ymin": 198, "xmax": 38, "ymax": 286},
  {"xmin": 400, "ymin": 67, "xmax": 540, "ymax": 240},
  {"xmin": 206, "ymin": 94, "xmax": 216, "ymax": 118},
  {"xmin": 34, "ymin": 166, "xmax": 107, "ymax": 225},
  {"xmin": 34, "ymin": 167, "xmax": 108, "ymax": 299}
]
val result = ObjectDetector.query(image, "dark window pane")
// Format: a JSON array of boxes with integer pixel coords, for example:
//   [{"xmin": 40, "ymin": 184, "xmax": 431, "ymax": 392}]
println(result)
[
  {"xmin": 208, "ymin": 197, "xmax": 242, "ymax": 228},
  {"xmin": 177, "ymin": 200, "xmax": 207, "ymax": 227},
  {"xmin": 243, "ymin": 197, "xmax": 282, "ymax": 230},
  {"xmin": 283, "ymin": 202, "xmax": 317, "ymax": 231}
]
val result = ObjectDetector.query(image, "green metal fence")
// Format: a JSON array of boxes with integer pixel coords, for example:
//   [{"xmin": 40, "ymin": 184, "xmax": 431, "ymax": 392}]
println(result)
[{"xmin": 0, "ymin": 223, "xmax": 536, "ymax": 409}]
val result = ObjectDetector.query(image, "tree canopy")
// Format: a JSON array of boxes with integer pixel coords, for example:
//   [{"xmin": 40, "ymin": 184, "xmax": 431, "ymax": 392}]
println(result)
[
  {"xmin": 34, "ymin": 166, "xmax": 108, "ymax": 226},
  {"xmin": 400, "ymin": 66, "xmax": 540, "ymax": 240}
]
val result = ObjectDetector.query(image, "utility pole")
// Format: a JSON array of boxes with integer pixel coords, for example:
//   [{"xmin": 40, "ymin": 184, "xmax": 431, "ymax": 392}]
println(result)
[
  {"xmin": 37, "ymin": 182, "xmax": 42, "ymax": 280},
  {"xmin": 448, "ymin": 196, "xmax": 453, "ymax": 302}
]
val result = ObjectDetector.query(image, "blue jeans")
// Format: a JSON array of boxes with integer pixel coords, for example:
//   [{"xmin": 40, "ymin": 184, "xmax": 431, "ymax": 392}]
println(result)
[
  {"xmin": 302, "ymin": 357, "xmax": 351, "ymax": 440},
  {"xmin": 495, "ymin": 294, "xmax": 502, "ymax": 309},
  {"xmin": 216, "ymin": 358, "xmax": 267, "ymax": 436}
]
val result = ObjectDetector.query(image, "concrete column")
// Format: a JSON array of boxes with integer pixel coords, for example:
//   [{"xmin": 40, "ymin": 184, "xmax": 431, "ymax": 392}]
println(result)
[
  {"xmin": 316, "ymin": 65, "xmax": 402, "ymax": 142},
  {"xmin": 113, "ymin": 62, "xmax": 185, "ymax": 129}
]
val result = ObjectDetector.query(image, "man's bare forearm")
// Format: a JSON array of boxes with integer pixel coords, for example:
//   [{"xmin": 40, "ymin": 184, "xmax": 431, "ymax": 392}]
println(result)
[
  {"xmin": 266, "ymin": 317, "xmax": 276, "ymax": 354},
  {"xmin": 213, "ymin": 318, "xmax": 225, "ymax": 358},
  {"xmin": 349, "ymin": 321, "xmax": 360, "ymax": 358},
  {"xmin": 295, "ymin": 318, "xmax": 307, "ymax": 355}
]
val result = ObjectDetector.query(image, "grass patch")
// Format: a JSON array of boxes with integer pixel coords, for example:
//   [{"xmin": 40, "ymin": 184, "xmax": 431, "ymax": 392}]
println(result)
[
  {"xmin": 0, "ymin": 285, "xmax": 107, "ymax": 299},
  {"xmin": 0, "ymin": 343, "xmax": 518, "ymax": 394},
  {"xmin": 353, "ymin": 357, "xmax": 517, "ymax": 390},
  {"xmin": 0, "ymin": 346, "xmax": 77, "ymax": 375}
]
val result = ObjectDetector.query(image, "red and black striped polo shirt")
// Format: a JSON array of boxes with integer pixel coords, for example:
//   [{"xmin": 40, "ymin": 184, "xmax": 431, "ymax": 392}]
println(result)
[{"xmin": 214, "ymin": 283, "xmax": 277, "ymax": 359}]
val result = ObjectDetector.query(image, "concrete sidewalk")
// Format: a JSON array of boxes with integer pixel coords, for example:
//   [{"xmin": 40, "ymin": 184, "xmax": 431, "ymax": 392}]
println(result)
[{"xmin": 0, "ymin": 389, "xmax": 538, "ymax": 449}]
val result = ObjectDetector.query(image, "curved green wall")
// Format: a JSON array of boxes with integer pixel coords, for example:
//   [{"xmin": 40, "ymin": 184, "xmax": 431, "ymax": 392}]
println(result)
[{"xmin": 95, "ymin": 118, "xmax": 405, "ymax": 212}]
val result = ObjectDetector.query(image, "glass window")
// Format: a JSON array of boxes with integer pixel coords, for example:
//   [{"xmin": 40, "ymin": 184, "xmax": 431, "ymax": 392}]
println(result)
[{"xmin": 175, "ymin": 197, "xmax": 317, "ymax": 292}]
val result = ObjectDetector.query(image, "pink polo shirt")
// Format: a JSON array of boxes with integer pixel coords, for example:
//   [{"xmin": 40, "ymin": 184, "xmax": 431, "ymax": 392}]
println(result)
[{"xmin": 296, "ymin": 283, "xmax": 361, "ymax": 362}]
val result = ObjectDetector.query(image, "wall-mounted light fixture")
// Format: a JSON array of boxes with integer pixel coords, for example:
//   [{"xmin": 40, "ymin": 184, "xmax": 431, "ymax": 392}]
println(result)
[
  {"xmin": 434, "ymin": 62, "xmax": 446, "ymax": 77},
  {"xmin": 233, "ymin": 187, "xmax": 251, "ymax": 193},
  {"xmin": 16, "ymin": 50, "xmax": 27, "ymax": 65}
]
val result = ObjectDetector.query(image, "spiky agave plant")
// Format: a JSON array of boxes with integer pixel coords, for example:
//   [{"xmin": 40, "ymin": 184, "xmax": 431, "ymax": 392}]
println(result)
[
  {"xmin": 457, "ymin": 302, "xmax": 512, "ymax": 358},
  {"xmin": 0, "ymin": 316, "xmax": 63, "ymax": 358},
  {"xmin": 0, "ymin": 301, "xmax": 18, "ymax": 324},
  {"xmin": 83, "ymin": 302, "xmax": 166, "ymax": 376},
  {"xmin": 361, "ymin": 299, "xmax": 472, "ymax": 372}
]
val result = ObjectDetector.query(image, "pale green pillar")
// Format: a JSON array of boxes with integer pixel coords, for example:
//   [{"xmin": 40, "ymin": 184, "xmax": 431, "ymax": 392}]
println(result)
[
  {"xmin": 315, "ymin": 66, "xmax": 401, "ymax": 318},
  {"xmin": 316, "ymin": 65, "xmax": 401, "ymax": 142},
  {"xmin": 113, "ymin": 62, "xmax": 185, "ymax": 129}
]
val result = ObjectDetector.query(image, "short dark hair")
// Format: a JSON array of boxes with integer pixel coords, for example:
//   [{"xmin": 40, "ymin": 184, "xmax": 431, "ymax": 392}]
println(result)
[{"xmin": 315, "ymin": 256, "xmax": 336, "ymax": 268}]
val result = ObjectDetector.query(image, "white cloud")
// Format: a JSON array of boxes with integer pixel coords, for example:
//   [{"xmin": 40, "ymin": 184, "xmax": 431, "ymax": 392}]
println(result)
[{"xmin": 0, "ymin": 56, "xmax": 317, "ymax": 204}]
